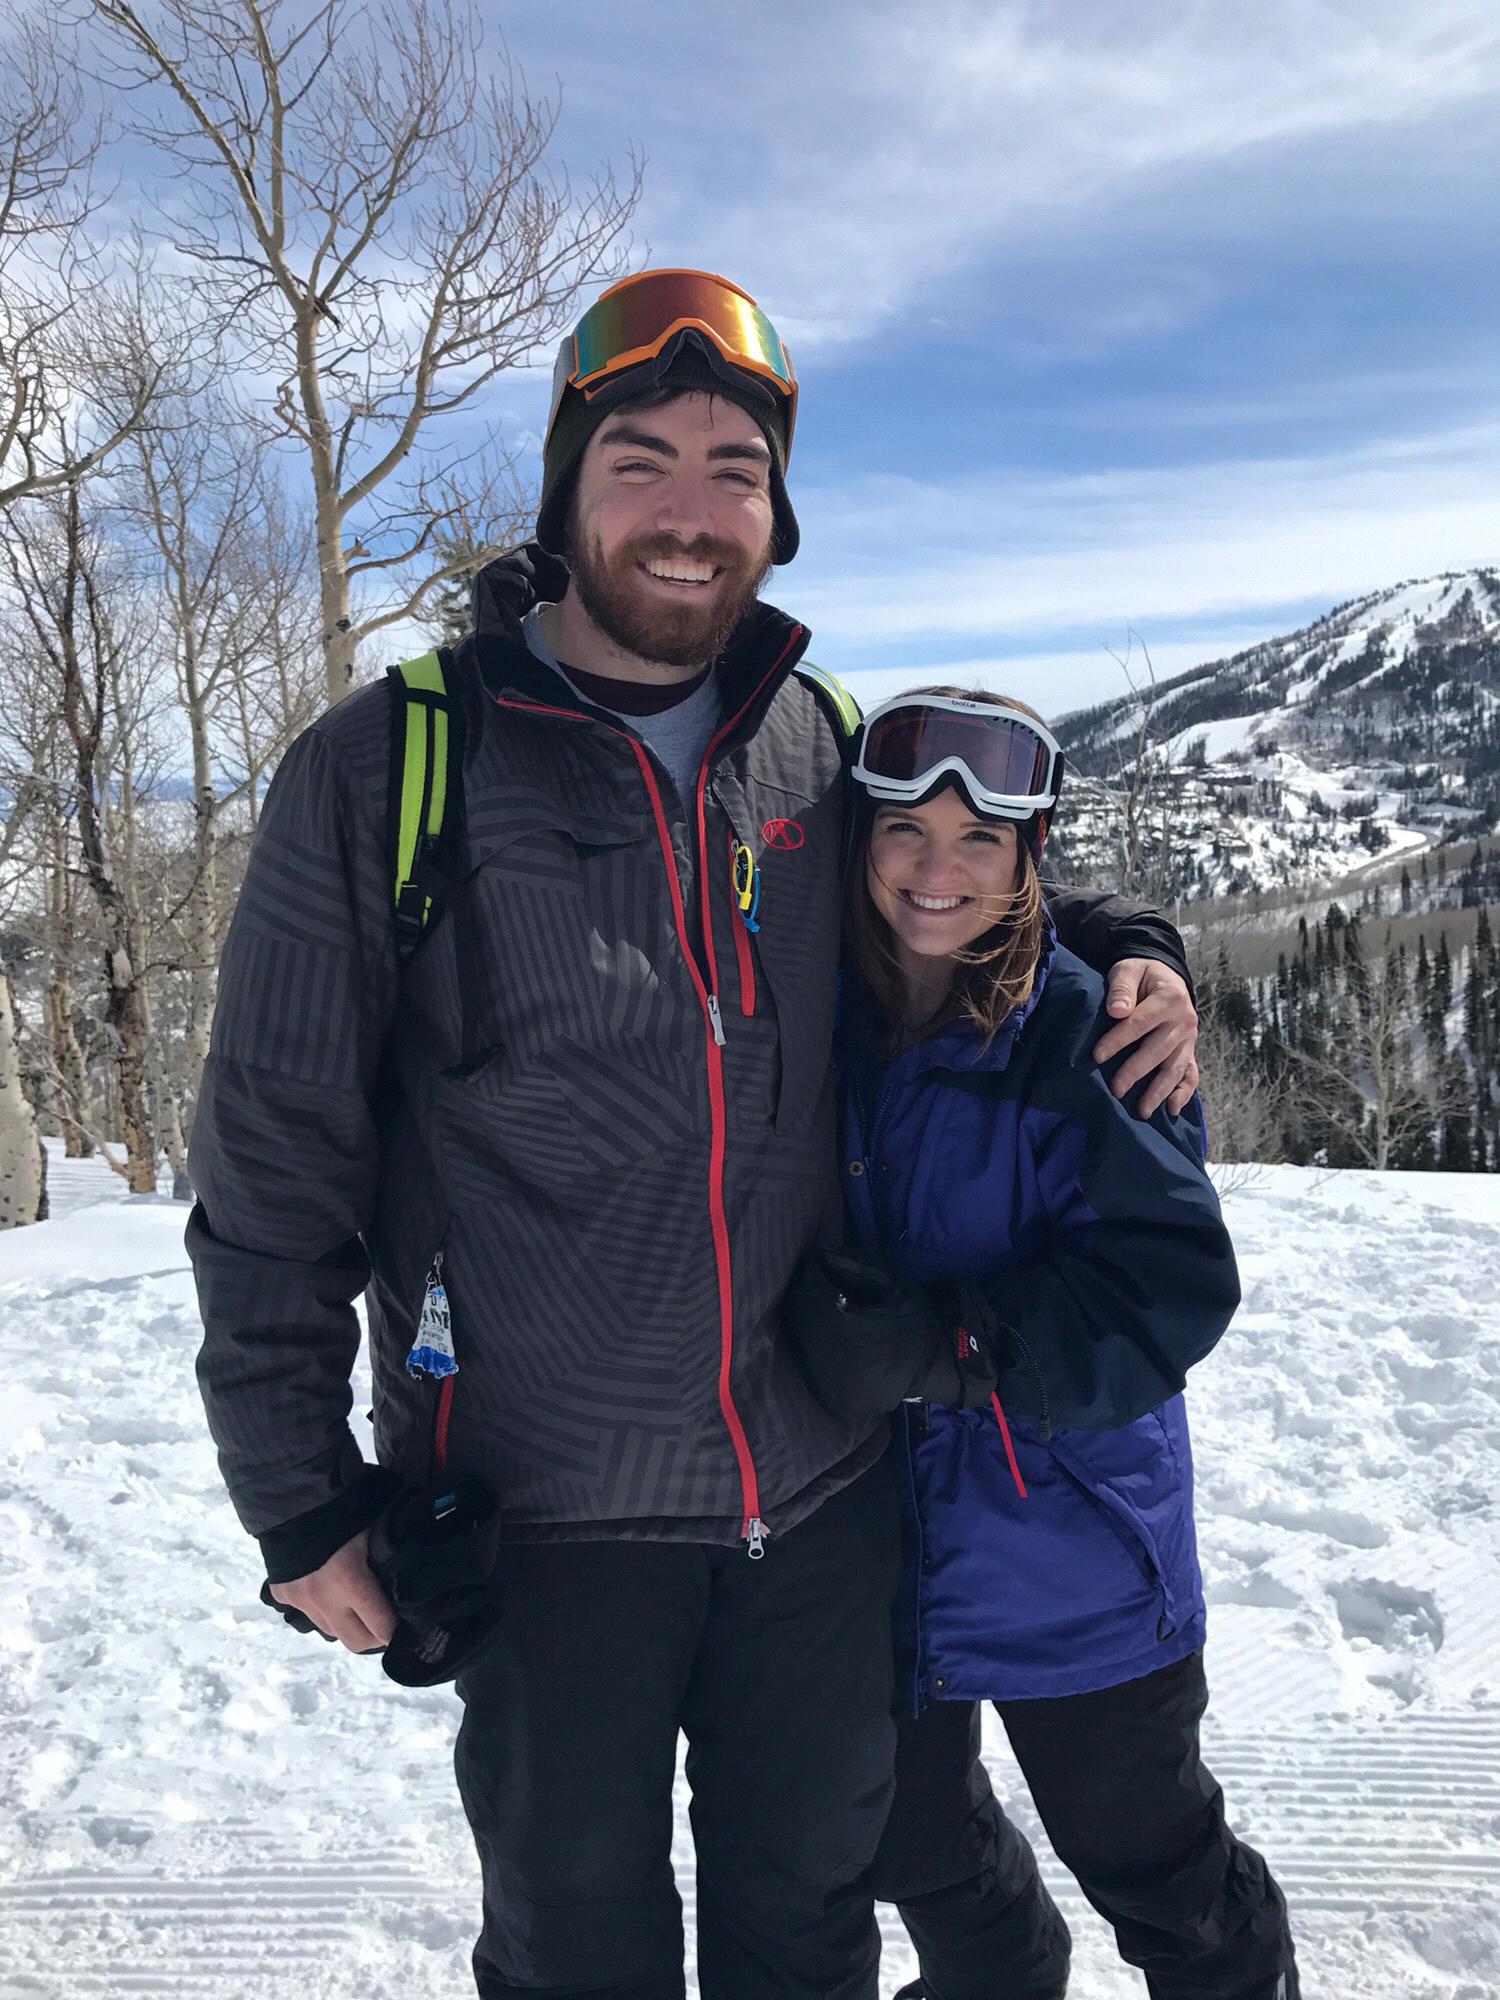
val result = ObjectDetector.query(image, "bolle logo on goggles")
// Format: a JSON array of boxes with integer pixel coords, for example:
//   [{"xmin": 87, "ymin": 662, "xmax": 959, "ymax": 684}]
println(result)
[{"xmin": 762, "ymin": 818, "xmax": 805, "ymax": 851}]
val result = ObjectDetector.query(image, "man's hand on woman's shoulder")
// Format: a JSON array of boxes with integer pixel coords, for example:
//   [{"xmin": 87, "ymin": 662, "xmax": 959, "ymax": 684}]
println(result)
[{"xmin": 1093, "ymin": 958, "xmax": 1200, "ymax": 1119}]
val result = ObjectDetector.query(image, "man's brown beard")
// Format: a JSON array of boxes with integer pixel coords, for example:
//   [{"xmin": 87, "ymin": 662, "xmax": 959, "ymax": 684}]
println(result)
[{"xmin": 567, "ymin": 525, "xmax": 772, "ymax": 670}]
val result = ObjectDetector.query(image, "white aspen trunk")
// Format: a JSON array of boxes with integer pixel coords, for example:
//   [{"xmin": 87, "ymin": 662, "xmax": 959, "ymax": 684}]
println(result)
[
  {"xmin": 47, "ymin": 814, "xmax": 93, "ymax": 1156},
  {"xmin": 160, "ymin": 1093, "xmax": 191, "ymax": 1202},
  {"xmin": 183, "ymin": 641, "xmax": 218, "ymax": 1090},
  {"xmin": 295, "ymin": 308, "xmax": 358, "ymax": 707},
  {"xmin": 0, "ymin": 971, "xmax": 45, "ymax": 1228}
]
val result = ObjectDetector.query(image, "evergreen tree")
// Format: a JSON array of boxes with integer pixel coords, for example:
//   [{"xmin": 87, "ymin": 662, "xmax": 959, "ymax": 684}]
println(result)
[
  {"xmin": 1428, "ymin": 931, "xmax": 1453, "ymax": 1062},
  {"xmin": 1439, "ymin": 1052, "xmax": 1473, "ymax": 1170}
]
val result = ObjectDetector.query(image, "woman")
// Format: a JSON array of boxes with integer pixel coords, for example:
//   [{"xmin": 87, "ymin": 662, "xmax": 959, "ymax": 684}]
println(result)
[{"xmin": 790, "ymin": 688, "xmax": 1299, "ymax": 2000}]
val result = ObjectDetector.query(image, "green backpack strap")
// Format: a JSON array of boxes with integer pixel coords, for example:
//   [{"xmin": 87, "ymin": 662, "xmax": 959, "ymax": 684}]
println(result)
[
  {"xmin": 793, "ymin": 659, "xmax": 862, "ymax": 741},
  {"xmin": 792, "ymin": 660, "xmax": 865, "ymax": 881},
  {"xmin": 387, "ymin": 649, "xmax": 462, "ymax": 958}
]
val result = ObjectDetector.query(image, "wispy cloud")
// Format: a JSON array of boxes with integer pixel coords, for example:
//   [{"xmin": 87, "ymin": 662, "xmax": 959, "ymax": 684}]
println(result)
[
  {"xmin": 536, "ymin": 0, "xmax": 1500, "ymax": 349},
  {"xmin": 791, "ymin": 420, "xmax": 1500, "ymax": 667}
]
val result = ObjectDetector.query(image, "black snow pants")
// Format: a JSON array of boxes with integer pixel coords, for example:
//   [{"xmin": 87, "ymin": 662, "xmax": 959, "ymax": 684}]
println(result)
[
  {"xmin": 452, "ymin": 1458, "xmax": 901, "ymax": 2000},
  {"xmin": 872, "ymin": 1651, "xmax": 1299, "ymax": 2000}
]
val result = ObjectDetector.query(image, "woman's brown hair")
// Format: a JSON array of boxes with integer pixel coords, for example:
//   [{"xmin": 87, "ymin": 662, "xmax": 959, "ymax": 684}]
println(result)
[{"xmin": 847, "ymin": 687, "xmax": 1050, "ymax": 1048}]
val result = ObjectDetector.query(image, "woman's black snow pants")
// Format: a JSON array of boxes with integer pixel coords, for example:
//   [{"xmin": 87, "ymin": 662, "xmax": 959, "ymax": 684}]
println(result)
[{"xmin": 872, "ymin": 1650, "xmax": 1300, "ymax": 2000}]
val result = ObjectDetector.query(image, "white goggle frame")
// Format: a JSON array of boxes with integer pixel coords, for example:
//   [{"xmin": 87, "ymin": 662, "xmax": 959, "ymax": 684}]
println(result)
[{"xmin": 852, "ymin": 693, "xmax": 1064, "ymax": 820}]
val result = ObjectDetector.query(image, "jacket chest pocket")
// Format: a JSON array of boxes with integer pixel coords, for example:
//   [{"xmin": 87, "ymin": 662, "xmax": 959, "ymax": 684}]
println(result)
[
  {"xmin": 415, "ymin": 805, "xmax": 709, "ymax": 1188},
  {"xmin": 448, "ymin": 804, "xmax": 667, "ymax": 1044},
  {"xmin": 711, "ymin": 771, "xmax": 842, "ymax": 1135}
]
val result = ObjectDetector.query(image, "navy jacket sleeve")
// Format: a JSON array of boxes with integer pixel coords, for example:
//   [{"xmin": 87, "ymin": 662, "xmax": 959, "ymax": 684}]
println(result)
[
  {"xmin": 1043, "ymin": 886, "xmax": 1191, "ymax": 991},
  {"xmin": 972, "ymin": 974, "xmax": 1238, "ymax": 1430}
]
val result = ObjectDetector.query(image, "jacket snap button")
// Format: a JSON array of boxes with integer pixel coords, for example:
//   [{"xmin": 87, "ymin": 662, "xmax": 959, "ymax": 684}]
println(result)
[
  {"xmin": 848, "ymin": 1161, "xmax": 865, "ymax": 1177},
  {"xmin": 934, "ymin": 1676, "xmax": 947, "ymax": 1690}
]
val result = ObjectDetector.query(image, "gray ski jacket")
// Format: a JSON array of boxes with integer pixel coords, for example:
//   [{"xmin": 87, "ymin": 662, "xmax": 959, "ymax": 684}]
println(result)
[{"xmin": 187, "ymin": 545, "xmax": 1188, "ymax": 1579}]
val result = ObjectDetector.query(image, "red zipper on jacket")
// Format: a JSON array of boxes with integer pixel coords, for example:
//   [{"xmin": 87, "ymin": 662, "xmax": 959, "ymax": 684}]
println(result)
[
  {"xmin": 435, "ymin": 1376, "xmax": 456, "ymax": 1472},
  {"xmin": 497, "ymin": 629, "xmax": 804, "ymax": 1556},
  {"xmin": 690, "ymin": 633, "xmax": 805, "ymax": 1552}
]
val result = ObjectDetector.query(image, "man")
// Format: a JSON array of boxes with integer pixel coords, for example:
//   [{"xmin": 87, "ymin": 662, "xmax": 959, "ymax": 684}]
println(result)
[{"xmin": 188, "ymin": 269, "xmax": 1200, "ymax": 2000}]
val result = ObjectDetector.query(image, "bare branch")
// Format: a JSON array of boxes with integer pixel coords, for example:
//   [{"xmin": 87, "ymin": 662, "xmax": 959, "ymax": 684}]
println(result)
[{"xmin": 87, "ymin": 0, "xmax": 641, "ymax": 700}]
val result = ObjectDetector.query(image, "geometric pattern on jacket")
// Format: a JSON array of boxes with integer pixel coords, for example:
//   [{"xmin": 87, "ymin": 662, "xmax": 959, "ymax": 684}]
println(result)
[{"xmin": 188, "ymin": 544, "xmax": 887, "ymax": 1550}]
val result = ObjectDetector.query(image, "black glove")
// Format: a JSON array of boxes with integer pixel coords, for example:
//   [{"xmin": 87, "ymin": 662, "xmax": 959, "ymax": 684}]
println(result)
[
  {"xmin": 784, "ymin": 1248, "xmax": 999, "ymax": 1420},
  {"xmin": 366, "ymin": 1476, "xmax": 504, "ymax": 1687}
]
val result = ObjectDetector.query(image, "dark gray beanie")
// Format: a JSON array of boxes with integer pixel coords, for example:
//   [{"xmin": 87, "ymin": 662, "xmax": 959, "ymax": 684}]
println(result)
[{"xmin": 535, "ymin": 335, "xmax": 799, "ymax": 565}]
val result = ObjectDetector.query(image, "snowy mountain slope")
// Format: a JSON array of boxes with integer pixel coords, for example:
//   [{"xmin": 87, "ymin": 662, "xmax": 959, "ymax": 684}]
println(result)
[
  {"xmin": 1, "ymin": 1150, "xmax": 1498, "ymax": 1998},
  {"xmin": 1051, "ymin": 570, "xmax": 1500, "ymax": 904}
]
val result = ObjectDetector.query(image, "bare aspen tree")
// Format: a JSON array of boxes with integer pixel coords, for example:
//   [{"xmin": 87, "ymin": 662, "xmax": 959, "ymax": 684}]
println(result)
[
  {"xmin": 0, "ymin": 574, "xmax": 95, "ymax": 1159},
  {"xmin": 127, "ymin": 388, "xmax": 320, "ymax": 1094},
  {"xmin": 214, "ymin": 478, "xmax": 325, "ymax": 827},
  {"xmin": 1193, "ymin": 1003, "xmax": 1284, "ymax": 1167},
  {"xmin": 44, "ymin": 811, "xmax": 95, "ymax": 1158},
  {"xmin": 91, "ymin": 0, "xmax": 640, "ymax": 702},
  {"xmin": 1292, "ymin": 948, "xmax": 1445, "ymax": 1171},
  {"xmin": 1104, "ymin": 630, "xmax": 1176, "ymax": 907},
  {"xmin": 0, "ymin": 17, "xmax": 163, "ymax": 509},
  {"xmin": 0, "ymin": 968, "xmax": 45, "ymax": 1226},
  {"xmin": 2, "ymin": 482, "xmax": 166, "ymax": 1192}
]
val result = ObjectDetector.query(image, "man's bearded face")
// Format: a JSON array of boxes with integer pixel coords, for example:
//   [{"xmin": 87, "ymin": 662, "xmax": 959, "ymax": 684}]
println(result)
[{"xmin": 565, "ymin": 391, "xmax": 777, "ymax": 670}]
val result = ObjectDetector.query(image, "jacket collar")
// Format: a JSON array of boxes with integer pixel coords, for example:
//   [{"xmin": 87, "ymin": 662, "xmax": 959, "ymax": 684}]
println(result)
[{"xmin": 468, "ymin": 541, "xmax": 809, "ymax": 725}]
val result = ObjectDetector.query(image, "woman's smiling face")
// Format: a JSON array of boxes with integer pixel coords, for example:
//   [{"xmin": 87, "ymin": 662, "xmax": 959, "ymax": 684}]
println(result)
[{"xmin": 866, "ymin": 788, "xmax": 1023, "ymax": 966}]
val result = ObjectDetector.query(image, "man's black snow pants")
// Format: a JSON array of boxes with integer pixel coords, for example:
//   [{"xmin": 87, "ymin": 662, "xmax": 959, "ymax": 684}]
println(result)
[
  {"xmin": 872, "ymin": 1651, "xmax": 1300, "ymax": 2000},
  {"xmin": 452, "ymin": 1459, "xmax": 901, "ymax": 2000}
]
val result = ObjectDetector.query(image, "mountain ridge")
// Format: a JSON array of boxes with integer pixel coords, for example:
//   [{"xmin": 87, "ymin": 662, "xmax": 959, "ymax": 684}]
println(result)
[{"xmin": 1049, "ymin": 567, "xmax": 1500, "ymax": 903}]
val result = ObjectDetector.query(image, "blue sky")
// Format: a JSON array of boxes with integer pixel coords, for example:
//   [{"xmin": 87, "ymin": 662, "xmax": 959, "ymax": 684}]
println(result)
[{"xmin": 485, "ymin": 0, "xmax": 1500, "ymax": 717}]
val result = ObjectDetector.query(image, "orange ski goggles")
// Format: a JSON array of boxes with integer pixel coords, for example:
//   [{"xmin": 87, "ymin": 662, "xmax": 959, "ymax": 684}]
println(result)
[{"xmin": 547, "ymin": 268, "xmax": 798, "ymax": 452}]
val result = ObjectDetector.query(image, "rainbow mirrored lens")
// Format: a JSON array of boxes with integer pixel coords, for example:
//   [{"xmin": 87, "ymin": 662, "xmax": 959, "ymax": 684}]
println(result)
[
  {"xmin": 570, "ymin": 269, "xmax": 794, "ymax": 399},
  {"xmin": 864, "ymin": 709, "xmax": 1055, "ymax": 801}
]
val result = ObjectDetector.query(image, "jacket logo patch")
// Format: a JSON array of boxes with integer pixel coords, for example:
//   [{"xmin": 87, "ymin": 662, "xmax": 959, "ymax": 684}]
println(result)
[{"xmin": 762, "ymin": 818, "xmax": 805, "ymax": 851}]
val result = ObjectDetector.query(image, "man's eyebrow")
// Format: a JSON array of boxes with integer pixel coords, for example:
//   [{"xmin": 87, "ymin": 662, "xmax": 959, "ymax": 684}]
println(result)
[
  {"xmin": 707, "ymin": 439, "xmax": 771, "ymax": 464},
  {"xmin": 597, "ymin": 424, "xmax": 678, "ymax": 458}
]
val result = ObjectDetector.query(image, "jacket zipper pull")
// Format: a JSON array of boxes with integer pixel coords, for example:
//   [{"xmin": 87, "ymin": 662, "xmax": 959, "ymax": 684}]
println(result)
[
  {"xmin": 745, "ymin": 1516, "xmax": 767, "ymax": 1560},
  {"xmin": 707, "ymin": 993, "xmax": 726, "ymax": 1046}
]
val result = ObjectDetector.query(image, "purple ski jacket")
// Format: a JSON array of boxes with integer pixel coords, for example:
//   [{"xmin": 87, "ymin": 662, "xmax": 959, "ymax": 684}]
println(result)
[{"xmin": 837, "ymin": 929, "xmax": 1240, "ymax": 1705}]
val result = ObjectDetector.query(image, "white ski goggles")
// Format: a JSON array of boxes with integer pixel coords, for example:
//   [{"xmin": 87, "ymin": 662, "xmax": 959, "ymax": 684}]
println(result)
[{"xmin": 852, "ymin": 694, "xmax": 1065, "ymax": 821}]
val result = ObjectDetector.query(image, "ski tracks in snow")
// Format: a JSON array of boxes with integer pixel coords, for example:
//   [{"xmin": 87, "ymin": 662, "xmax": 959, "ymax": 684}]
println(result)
[
  {"xmin": 1, "ymin": 1162, "xmax": 1498, "ymax": 1997},
  {"xmin": 1030, "ymin": 1167, "xmax": 1500, "ymax": 1998}
]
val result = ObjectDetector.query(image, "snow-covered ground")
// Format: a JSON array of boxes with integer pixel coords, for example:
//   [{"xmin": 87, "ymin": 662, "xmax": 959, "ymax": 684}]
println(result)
[{"xmin": 2, "ymin": 1147, "xmax": 1498, "ymax": 1999}]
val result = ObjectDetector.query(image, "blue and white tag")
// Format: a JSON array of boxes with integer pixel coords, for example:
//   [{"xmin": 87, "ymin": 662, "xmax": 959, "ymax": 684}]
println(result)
[{"xmin": 405, "ymin": 1253, "xmax": 458, "ymax": 1380}]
